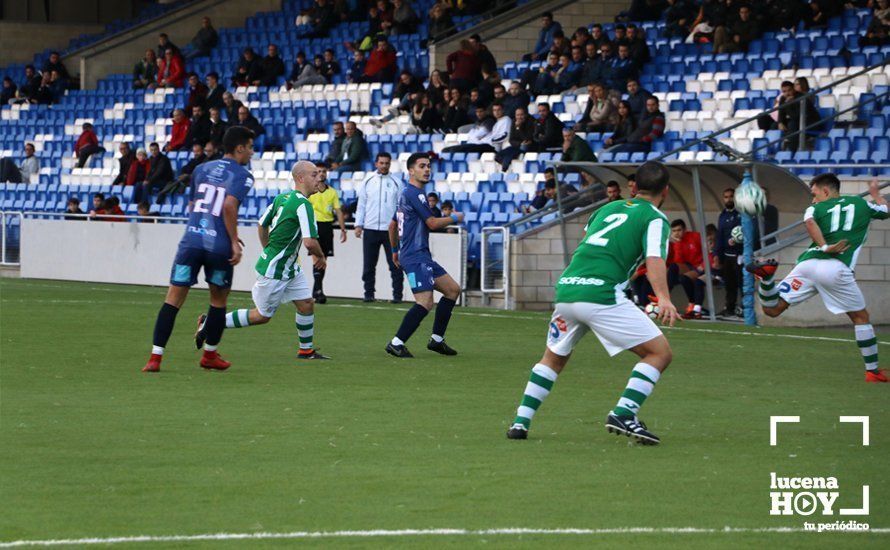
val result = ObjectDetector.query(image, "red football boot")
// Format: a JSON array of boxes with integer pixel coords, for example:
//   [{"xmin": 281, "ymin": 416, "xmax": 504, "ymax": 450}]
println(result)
[
  {"xmin": 200, "ymin": 350, "xmax": 231, "ymax": 371},
  {"xmin": 682, "ymin": 304, "xmax": 702, "ymax": 320},
  {"xmin": 865, "ymin": 369, "xmax": 888, "ymax": 383},
  {"xmin": 142, "ymin": 353, "xmax": 162, "ymax": 373},
  {"xmin": 745, "ymin": 259, "xmax": 779, "ymax": 280}
]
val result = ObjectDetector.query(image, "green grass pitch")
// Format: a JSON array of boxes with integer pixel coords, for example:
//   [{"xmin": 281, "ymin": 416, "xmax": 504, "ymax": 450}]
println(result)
[{"xmin": 1, "ymin": 277, "xmax": 888, "ymax": 548}]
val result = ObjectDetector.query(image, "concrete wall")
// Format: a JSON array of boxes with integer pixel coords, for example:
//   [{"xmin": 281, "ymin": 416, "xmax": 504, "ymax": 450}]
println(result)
[
  {"xmin": 0, "ymin": 22, "xmax": 105, "ymax": 64},
  {"xmin": 431, "ymin": 0, "xmax": 628, "ymax": 74},
  {"xmin": 69, "ymin": 0, "xmax": 281, "ymax": 89},
  {"xmin": 0, "ymin": 0, "xmax": 138, "ymax": 24}
]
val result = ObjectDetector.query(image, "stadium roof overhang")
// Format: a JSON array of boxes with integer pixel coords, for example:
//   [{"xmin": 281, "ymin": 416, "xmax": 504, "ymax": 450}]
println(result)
[{"xmin": 551, "ymin": 161, "xmax": 813, "ymax": 218}]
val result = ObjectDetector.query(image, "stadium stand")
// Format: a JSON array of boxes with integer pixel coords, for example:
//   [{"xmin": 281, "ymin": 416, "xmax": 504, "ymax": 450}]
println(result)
[{"xmin": 1, "ymin": 0, "xmax": 888, "ymax": 269}]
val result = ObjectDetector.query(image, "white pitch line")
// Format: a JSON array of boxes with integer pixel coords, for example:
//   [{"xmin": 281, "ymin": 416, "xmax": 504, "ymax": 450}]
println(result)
[{"xmin": 1, "ymin": 527, "xmax": 887, "ymax": 547}]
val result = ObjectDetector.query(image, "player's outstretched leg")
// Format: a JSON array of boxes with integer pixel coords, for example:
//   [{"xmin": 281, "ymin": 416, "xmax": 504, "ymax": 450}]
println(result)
[
  {"xmin": 849, "ymin": 310, "xmax": 886, "ymax": 383},
  {"xmin": 143, "ymin": 286, "xmax": 188, "ymax": 372},
  {"xmin": 746, "ymin": 258, "xmax": 779, "ymax": 306},
  {"xmin": 197, "ymin": 307, "xmax": 271, "ymax": 349},
  {"xmin": 428, "ymin": 273, "xmax": 461, "ymax": 356},
  {"xmin": 386, "ymin": 293, "xmax": 431, "ymax": 358},
  {"xmin": 605, "ymin": 336, "xmax": 672, "ymax": 445},
  {"xmin": 295, "ymin": 298, "xmax": 329, "ymax": 360},
  {"xmin": 199, "ymin": 285, "xmax": 231, "ymax": 371},
  {"xmin": 507, "ymin": 349, "xmax": 567, "ymax": 439}
]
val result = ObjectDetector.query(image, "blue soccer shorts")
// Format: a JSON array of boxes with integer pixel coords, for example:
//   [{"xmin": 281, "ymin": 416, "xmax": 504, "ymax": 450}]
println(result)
[
  {"xmin": 401, "ymin": 260, "xmax": 448, "ymax": 292},
  {"xmin": 169, "ymin": 246, "xmax": 234, "ymax": 289}
]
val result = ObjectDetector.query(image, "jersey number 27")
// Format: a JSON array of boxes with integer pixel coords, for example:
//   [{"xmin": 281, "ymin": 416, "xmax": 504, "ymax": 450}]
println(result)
[{"xmin": 194, "ymin": 183, "xmax": 227, "ymax": 216}]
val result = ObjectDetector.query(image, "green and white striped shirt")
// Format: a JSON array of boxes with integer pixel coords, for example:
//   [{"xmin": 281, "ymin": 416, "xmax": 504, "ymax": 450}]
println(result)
[{"xmin": 255, "ymin": 190, "xmax": 318, "ymax": 280}]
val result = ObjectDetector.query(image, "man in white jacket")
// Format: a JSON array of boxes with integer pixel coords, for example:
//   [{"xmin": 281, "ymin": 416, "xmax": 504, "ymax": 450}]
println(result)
[
  {"xmin": 442, "ymin": 104, "xmax": 511, "ymax": 154},
  {"xmin": 355, "ymin": 152, "xmax": 404, "ymax": 302}
]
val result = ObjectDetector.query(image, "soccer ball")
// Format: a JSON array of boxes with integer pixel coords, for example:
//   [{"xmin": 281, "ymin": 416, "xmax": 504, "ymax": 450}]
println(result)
[
  {"xmin": 731, "ymin": 225, "xmax": 744, "ymax": 243},
  {"xmin": 734, "ymin": 174, "xmax": 766, "ymax": 215},
  {"xmin": 644, "ymin": 303, "xmax": 659, "ymax": 319}
]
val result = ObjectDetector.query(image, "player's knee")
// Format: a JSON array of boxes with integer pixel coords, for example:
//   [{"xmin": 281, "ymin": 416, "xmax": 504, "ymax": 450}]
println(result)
[
  {"xmin": 295, "ymin": 299, "xmax": 314, "ymax": 315},
  {"xmin": 253, "ymin": 315, "xmax": 272, "ymax": 325},
  {"xmin": 762, "ymin": 306, "xmax": 781, "ymax": 318},
  {"xmin": 848, "ymin": 309, "xmax": 869, "ymax": 324}
]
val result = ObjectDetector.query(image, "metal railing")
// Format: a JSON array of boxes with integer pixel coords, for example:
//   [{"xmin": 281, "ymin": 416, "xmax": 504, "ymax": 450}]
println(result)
[
  {"xmin": 0, "ymin": 211, "xmax": 24, "ymax": 266},
  {"xmin": 480, "ymin": 226, "xmax": 510, "ymax": 309},
  {"xmin": 429, "ymin": 0, "xmax": 517, "ymax": 43}
]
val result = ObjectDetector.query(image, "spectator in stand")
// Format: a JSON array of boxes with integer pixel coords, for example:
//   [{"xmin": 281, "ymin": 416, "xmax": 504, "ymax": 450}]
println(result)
[
  {"xmin": 156, "ymin": 33, "xmax": 179, "ymax": 59},
  {"xmin": 604, "ymin": 100, "xmax": 638, "ymax": 148},
  {"xmin": 503, "ymin": 81, "xmax": 529, "ymax": 117},
  {"xmin": 18, "ymin": 65, "xmax": 41, "ymax": 102},
  {"xmin": 668, "ymin": 219, "xmax": 706, "ymax": 319},
  {"xmin": 164, "ymin": 109, "xmax": 190, "ymax": 152},
  {"xmin": 87, "ymin": 193, "xmax": 105, "ymax": 217},
  {"xmin": 125, "ymin": 147, "xmax": 151, "ymax": 187},
  {"xmin": 714, "ymin": 188, "xmax": 742, "ymax": 317},
  {"xmin": 372, "ymin": 70, "xmax": 424, "ymax": 127},
  {"xmin": 443, "ymin": 103, "xmax": 511, "ymax": 153},
  {"xmin": 664, "ymin": 0, "xmax": 696, "ymax": 38},
  {"xmin": 561, "ymin": 127, "xmax": 597, "ymax": 163},
  {"xmin": 1, "ymin": 77, "xmax": 17, "ymax": 105},
  {"xmin": 331, "ymin": 121, "xmax": 367, "ymax": 172},
  {"xmin": 606, "ymin": 180, "xmax": 623, "ymax": 201},
  {"xmin": 607, "ymin": 44, "xmax": 637, "ymax": 93},
  {"xmin": 360, "ymin": 37, "xmax": 398, "ymax": 83},
  {"xmin": 205, "ymin": 72, "xmax": 225, "ymax": 110},
  {"xmin": 370, "ymin": 0, "xmax": 394, "ymax": 36},
  {"xmin": 860, "ymin": 6, "xmax": 890, "ymax": 47},
  {"xmin": 236, "ymin": 106, "xmax": 266, "ymax": 137},
  {"xmin": 409, "ymin": 92, "xmax": 444, "ymax": 132},
  {"xmin": 221, "ymin": 91, "xmax": 243, "ymax": 122},
  {"xmin": 426, "ymin": 69, "xmax": 449, "ymax": 106},
  {"xmin": 18, "ymin": 142, "xmax": 39, "ymax": 183},
  {"xmin": 804, "ymin": 1, "xmax": 828, "ymax": 29},
  {"xmin": 548, "ymin": 30, "xmax": 571, "ymax": 58},
  {"xmin": 713, "ymin": 4, "xmax": 759, "ymax": 53},
  {"xmin": 137, "ymin": 201, "xmax": 160, "ymax": 222},
  {"xmin": 590, "ymin": 24, "xmax": 611, "ymax": 54},
  {"xmin": 527, "ymin": 52, "xmax": 560, "ymax": 95},
  {"xmin": 572, "ymin": 26, "xmax": 592, "ymax": 49},
  {"xmin": 390, "ymin": 0, "xmax": 419, "ymax": 34},
  {"xmin": 625, "ymin": 23, "xmax": 651, "ymax": 67},
  {"xmin": 613, "ymin": 24, "xmax": 629, "ymax": 48},
  {"xmin": 301, "ymin": 0, "xmax": 338, "ymax": 37},
  {"xmin": 204, "ymin": 140, "xmax": 222, "ymax": 161},
  {"xmin": 157, "ymin": 142, "xmax": 206, "ymax": 203},
  {"xmin": 288, "ymin": 51, "xmax": 327, "ymax": 88},
  {"xmin": 442, "ymin": 87, "xmax": 470, "ymax": 131},
  {"xmin": 207, "ymin": 107, "xmax": 228, "ymax": 146},
  {"xmin": 427, "ymin": 192, "xmax": 443, "ymax": 218},
  {"xmin": 524, "ymin": 12, "xmax": 563, "ymax": 61},
  {"xmin": 42, "ymin": 52, "xmax": 71, "ymax": 83},
  {"xmin": 157, "ymin": 48, "xmax": 185, "ymax": 88},
  {"xmin": 469, "ymin": 34, "xmax": 497, "ymax": 74},
  {"xmin": 575, "ymin": 83, "xmax": 617, "ymax": 132},
  {"xmin": 30, "ymin": 73, "xmax": 54, "ymax": 105},
  {"xmin": 186, "ymin": 104, "xmax": 211, "ymax": 148},
  {"xmin": 232, "ymin": 47, "xmax": 261, "ymax": 87},
  {"xmin": 319, "ymin": 49, "xmax": 341, "ymax": 82},
  {"xmin": 625, "ymin": 78, "xmax": 653, "ymax": 119},
  {"xmin": 554, "ymin": 50, "xmax": 583, "ymax": 92},
  {"xmin": 446, "ymin": 39, "xmax": 482, "ymax": 92},
  {"xmin": 347, "ymin": 50, "xmax": 366, "ymax": 83},
  {"xmin": 466, "ymin": 88, "xmax": 487, "ymax": 121},
  {"xmin": 75, "ymin": 122, "xmax": 104, "ymax": 168},
  {"xmin": 65, "ymin": 197, "xmax": 84, "ymax": 220},
  {"xmin": 428, "ymin": 2, "xmax": 455, "ymax": 41},
  {"xmin": 532, "ymin": 102, "xmax": 564, "ymax": 151},
  {"xmin": 777, "ymin": 80, "xmax": 815, "ymax": 151},
  {"xmin": 325, "ymin": 121, "xmax": 345, "ymax": 166},
  {"xmin": 97, "ymin": 197, "xmax": 125, "ymax": 221},
  {"xmin": 112, "ymin": 142, "xmax": 136, "ymax": 185},
  {"xmin": 764, "ymin": 0, "xmax": 806, "ymax": 32},
  {"xmin": 185, "ymin": 73, "xmax": 208, "ymax": 116},
  {"xmin": 137, "ymin": 142, "xmax": 173, "ymax": 204},
  {"xmin": 257, "ymin": 44, "xmax": 286, "ymax": 86},
  {"xmin": 496, "ymin": 107, "xmax": 536, "ymax": 170},
  {"xmin": 616, "ymin": 96, "xmax": 664, "ymax": 152},
  {"xmin": 48, "ymin": 70, "xmax": 66, "ymax": 103},
  {"xmin": 183, "ymin": 16, "xmax": 219, "ymax": 59}
]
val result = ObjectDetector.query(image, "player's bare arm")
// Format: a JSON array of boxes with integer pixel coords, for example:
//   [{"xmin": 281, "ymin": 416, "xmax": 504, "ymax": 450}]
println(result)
[
  {"xmin": 869, "ymin": 178, "xmax": 887, "ymax": 206},
  {"xmin": 303, "ymin": 238, "xmax": 326, "ymax": 271},
  {"xmin": 805, "ymin": 217, "xmax": 849, "ymax": 254},
  {"xmin": 223, "ymin": 195, "xmax": 242, "ymax": 265},
  {"xmin": 337, "ymin": 207, "xmax": 347, "ymax": 242},
  {"xmin": 424, "ymin": 212, "xmax": 463, "ymax": 231},
  {"xmin": 645, "ymin": 256, "xmax": 679, "ymax": 326},
  {"xmin": 388, "ymin": 218, "xmax": 399, "ymax": 268},
  {"xmin": 257, "ymin": 224, "xmax": 270, "ymax": 248}
]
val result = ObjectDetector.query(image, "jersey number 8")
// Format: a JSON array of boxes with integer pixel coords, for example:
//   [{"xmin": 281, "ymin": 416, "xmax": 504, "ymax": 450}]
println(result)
[{"xmin": 194, "ymin": 183, "xmax": 227, "ymax": 216}]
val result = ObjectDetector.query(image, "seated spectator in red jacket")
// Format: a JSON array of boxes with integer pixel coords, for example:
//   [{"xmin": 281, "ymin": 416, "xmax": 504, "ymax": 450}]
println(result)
[
  {"xmin": 98, "ymin": 197, "xmax": 125, "ymax": 222},
  {"xmin": 360, "ymin": 37, "xmax": 397, "ymax": 83},
  {"xmin": 446, "ymin": 39, "xmax": 482, "ymax": 93},
  {"xmin": 125, "ymin": 148, "xmax": 151, "ymax": 186},
  {"xmin": 157, "ymin": 48, "xmax": 185, "ymax": 88},
  {"xmin": 75, "ymin": 122, "xmax": 105, "ymax": 168},
  {"xmin": 165, "ymin": 109, "xmax": 191, "ymax": 152},
  {"xmin": 668, "ymin": 219, "xmax": 706, "ymax": 319}
]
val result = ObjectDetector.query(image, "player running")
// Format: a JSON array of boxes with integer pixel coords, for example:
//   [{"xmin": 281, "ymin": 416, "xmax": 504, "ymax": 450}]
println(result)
[
  {"xmin": 747, "ymin": 174, "xmax": 888, "ymax": 383},
  {"xmin": 143, "ymin": 126, "xmax": 255, "ymax": 373},
  {"xmin": 197, "ymin": 160, "xmax": 330, "ymax": 360},
  {"xmin": 385, "ymin": 153, "xmax": 464, "ymax": 358},
  {"xmin": 507, "ymin": 161, "xmax": 679, "ymax": 445}
]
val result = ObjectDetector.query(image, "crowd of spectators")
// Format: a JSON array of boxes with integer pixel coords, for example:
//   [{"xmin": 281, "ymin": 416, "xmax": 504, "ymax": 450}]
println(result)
[{"xmin": 5, "ymin": 52, "xmax": 73, "ymax": 106}]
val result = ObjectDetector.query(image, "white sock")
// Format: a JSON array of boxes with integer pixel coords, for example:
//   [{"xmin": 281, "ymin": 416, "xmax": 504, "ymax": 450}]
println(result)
[
  {"xmin": 430, "ymin": 334, "xmax": 443, "ymax": 343},
  {"xmin": 514, "ymin": 363, "xmax": 559, "ymax": 428},
  {"xmin": 855, "ymin": 324, "xmax": 879, "ymax": 372},
  {"xmin": 297, "ymin": 313, "xmax": 314, "ymax": 350},
  {"xmin": 391, "ymin": 336, "xmax": 404, "ymax": 347},
  {"xmin": 152, "ymin": 345, "xmax": 164, "ymax": 356},
  {"xmin": 204, "ymin": 344, "xmax": 218, "ymax": 352},
  {"xmin": 226, "ymin": 309, "xmax": 251, "ymax": 328},
  {"xmin": 693, "ymin": 304, "xmax": 701, "ymax": 313}
]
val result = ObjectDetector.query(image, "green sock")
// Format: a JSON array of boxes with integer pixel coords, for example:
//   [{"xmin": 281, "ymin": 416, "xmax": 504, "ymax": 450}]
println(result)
[
  {"xmin": 512, "ymin": 363, "xmax": 558, "ymax": 429},
  {"xmin": 297, "ymin": 313, "xmax": 314, "ymax": 352},
  {"xmin": 613, "ymin": 363, "xmax": 661, "ymax": 418},
  {"xmin": 225, "ymin": 309, "xmax": 251, "ymax": 328}
]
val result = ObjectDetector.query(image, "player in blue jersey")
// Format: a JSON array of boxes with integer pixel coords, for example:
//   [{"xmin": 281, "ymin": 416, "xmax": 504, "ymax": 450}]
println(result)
[
  {"xmin": 385, "ymin": 153, "xmax": 464, "ymax": 358},
  {"xmin": 143, "ymin": 126, "xmax": 255, "ymax": 372}
]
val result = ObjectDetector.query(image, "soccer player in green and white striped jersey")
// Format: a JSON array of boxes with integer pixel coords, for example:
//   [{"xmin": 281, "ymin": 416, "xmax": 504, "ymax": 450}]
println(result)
[
  {"xmin": 747, "ymin": 175, "xmax": 889, "ymax": 383},
  {"xmin": 195, "ymin": 160, "xmax": 330, "ymax": 360},
  {"xmin": 507, "ymin": 161, "xmax": 680, "ymax": 445}
]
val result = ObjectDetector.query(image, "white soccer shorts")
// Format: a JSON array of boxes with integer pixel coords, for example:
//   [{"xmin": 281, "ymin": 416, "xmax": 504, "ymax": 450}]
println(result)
[
  {"xmin": 777, "ymin": 259, "xmax": 866, "ymax": 314},
  {"xmin": 546, "ymin": 299, "xmax": 664, "ymax": 357},
  {"xmin": 252, "ymin": 272, "xmax": 313, "ymax": 318}
]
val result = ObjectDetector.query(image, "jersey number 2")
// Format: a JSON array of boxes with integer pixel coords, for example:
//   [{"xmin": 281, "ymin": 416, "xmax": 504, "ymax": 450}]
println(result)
[
  {"xmin": 194, "ymin": 184, "xmax": 226, "ymax": 216},
  {"xmin": 827, "ymin": 203, "xmax": 855, "ymax": 232},
  {"xmin": 586, "ymin": 213, "xmax": 628, "ymax": 246}
]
